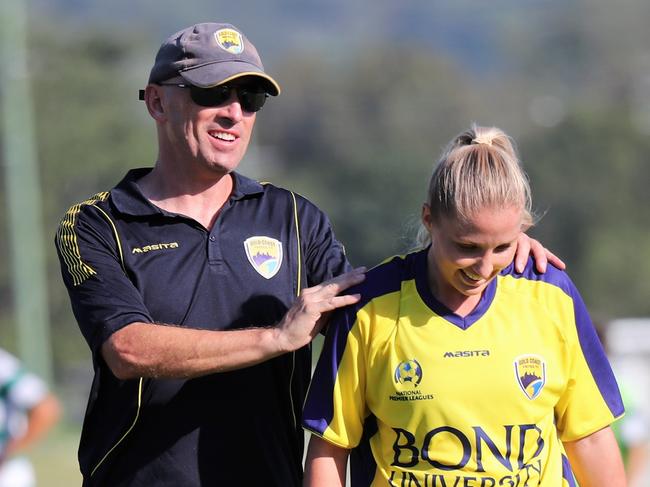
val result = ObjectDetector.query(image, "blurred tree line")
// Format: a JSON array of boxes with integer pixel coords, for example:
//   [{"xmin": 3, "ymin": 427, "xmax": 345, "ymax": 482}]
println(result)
[{"xmin": 1, "ymin": 3, "xmax": 649, "ymax": 388}]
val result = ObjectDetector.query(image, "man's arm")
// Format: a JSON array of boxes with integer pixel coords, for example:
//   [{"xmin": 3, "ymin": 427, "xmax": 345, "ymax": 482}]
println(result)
[
  {"xmin": 563, "ymin": 426, "xmax": 627, "ymax": 487},
  {"xmin": 102, "ymin": 268, "xmax": 366, "ymax": 379}
]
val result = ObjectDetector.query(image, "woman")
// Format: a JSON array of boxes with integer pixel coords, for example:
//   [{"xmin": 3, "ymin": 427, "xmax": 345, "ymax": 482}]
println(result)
[{"xmin": 302, "ymin": 126, "xmax": 626, "ymax": 486}]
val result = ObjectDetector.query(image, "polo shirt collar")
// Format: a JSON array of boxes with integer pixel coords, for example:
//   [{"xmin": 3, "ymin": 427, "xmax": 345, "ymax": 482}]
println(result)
[
  {"xmin": 231, "ymin": 172, "xmax": 265, "ymax": 200},
  {"xmin": 110, "ymin": 168, "xmax": 265, "ymax": 217}
]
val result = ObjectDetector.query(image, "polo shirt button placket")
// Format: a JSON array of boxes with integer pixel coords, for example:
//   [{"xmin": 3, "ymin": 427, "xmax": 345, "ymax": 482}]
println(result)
[{"xmin": 207, "ymin": 232, "xmax": 223, "ymax": 267}]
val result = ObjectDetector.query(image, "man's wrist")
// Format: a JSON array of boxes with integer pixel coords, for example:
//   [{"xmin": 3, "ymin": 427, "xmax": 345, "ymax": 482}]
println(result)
[{"xmin": 263, "ymin": 325, "xmax": 288, "ymax": 356}]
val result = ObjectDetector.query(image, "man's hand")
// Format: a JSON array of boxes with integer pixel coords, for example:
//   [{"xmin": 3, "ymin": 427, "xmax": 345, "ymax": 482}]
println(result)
[
  {"xmin": 515, "ymin": 234, "xmax": 566, "ymax": 273},
  {"xmin": 275, "ymin": 267, "xmax": 366, "ymax": 352}
]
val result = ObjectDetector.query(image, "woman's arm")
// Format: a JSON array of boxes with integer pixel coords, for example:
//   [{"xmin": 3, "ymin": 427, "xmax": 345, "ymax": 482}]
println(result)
[
  {"xmin": 304, "ymin": 434, "xmax": 350, "ymax": 487},
  {"xmin": 563, "ymin": 426, "xmax": 626, "ymax": 487}
]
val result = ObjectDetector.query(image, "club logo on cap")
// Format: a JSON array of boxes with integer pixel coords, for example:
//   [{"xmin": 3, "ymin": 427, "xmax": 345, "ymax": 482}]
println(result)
[
  {"xmin": 244, "ymin": 236, "xmax": 283, "ymax": 279},
  {"xmin": 214, "ymin": 28, "xmax": 244, "ymax": 54}
]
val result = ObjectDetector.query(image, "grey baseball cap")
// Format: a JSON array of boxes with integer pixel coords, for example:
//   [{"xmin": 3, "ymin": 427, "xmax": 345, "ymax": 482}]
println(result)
[{"xmin": 147, "ymin": 22, "xmax": 280, "ymax": 96}]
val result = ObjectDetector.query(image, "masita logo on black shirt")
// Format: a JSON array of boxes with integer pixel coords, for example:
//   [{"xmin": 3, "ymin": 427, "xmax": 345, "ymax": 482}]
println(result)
[{"xmin": 131, "ymin": 242, "xmax": 179, "ymax": 254}]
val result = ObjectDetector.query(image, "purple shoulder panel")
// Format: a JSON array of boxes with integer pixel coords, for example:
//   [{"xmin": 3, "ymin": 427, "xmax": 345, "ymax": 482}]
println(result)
[{"xmin": 502, "ymin": 258, "xmax": 624, "ymax": 417}]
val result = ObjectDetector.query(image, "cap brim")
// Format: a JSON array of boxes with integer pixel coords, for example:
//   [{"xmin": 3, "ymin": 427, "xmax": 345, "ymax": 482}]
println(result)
[{"xmin": 180, "ymin": 62, "xmax": 280, "ymax": 96}]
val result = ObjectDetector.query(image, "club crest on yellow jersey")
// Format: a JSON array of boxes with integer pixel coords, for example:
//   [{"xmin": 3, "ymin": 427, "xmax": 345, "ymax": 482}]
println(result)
[
  {"xmin": 394, "ymin": 359, "xmax": 423, "ymax": 387},
  {"xmin": 514, "ymin": 354, "xmax": 546, "ymax": 400},
  {"xmin": 244, "ymin": 236, "xmax": 283, "ymax": 279},
  {"xmin": 214, "ymin": 28, "xmax": 244, "ymax": 54}
]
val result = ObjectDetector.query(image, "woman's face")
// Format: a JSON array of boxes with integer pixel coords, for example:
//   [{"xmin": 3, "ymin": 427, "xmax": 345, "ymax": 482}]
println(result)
[{"xmin": 422, "ymin": 204, "xmax": 523, "ymax": 312}]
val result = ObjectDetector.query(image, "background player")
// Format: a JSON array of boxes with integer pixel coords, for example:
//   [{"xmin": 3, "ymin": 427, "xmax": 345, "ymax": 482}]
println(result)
[
  {"xmin": 0, "ymin": 348, "xmax": 61, "ymax": 487},
  {"xmin": 303, "ymin": 125, "xmax": 626, "ymax": 486}
]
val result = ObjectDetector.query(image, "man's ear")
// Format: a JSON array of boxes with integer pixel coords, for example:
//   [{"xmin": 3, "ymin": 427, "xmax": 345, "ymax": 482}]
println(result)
[{"xmin": 144, "ymin": 85, "xmax": 167, "ymax": 122}]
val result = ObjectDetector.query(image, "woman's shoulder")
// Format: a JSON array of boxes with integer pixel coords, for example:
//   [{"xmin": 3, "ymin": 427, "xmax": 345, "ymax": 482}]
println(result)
[{"xmin": 500, "ymin": 256, "xmax": 575, "ymax": 296}]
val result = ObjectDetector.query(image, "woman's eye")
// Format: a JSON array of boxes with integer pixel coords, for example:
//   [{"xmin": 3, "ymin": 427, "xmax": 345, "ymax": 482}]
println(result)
[{"xmin": 457, "ymin": 243, "xmax": 476, "ymax": 251}]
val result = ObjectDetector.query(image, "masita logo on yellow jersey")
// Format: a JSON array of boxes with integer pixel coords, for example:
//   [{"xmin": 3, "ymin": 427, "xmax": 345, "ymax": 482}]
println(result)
[
  {"xmin": 443, "ymin": 349, "xmax": 490, "ymax": 358},
  {"xmin": 132, "ymin": 242, "xmax": 179, "ymax": 254}
]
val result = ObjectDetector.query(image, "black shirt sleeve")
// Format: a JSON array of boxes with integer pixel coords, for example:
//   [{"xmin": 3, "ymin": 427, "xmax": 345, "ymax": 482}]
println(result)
[
  {"xmin": 294, "ymin": 193, "xmax": 352, "ymax": 287},
  {"xmin": 55, "ymin": 198, "xmax": 152, "ymax": 356}
]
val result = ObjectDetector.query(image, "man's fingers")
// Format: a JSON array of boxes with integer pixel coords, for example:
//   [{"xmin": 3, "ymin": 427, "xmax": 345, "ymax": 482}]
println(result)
[
  {"xmin": 329, "ymin": 267, "xmax": 366, "ymax": 287},
  {"xmin": 320, "ymin": 293, "xmax": 362, "ymax": 312},
  {"xmin": 295, "ymin": 268, "xmax": 365, "ymax": 319},
  {"xmin": 305, "ymin": 267, "xmax": 366, "ymax": 297},
  {"xmin": 278, "ymin": 268, "xmax": 366, "ymax": 352}
]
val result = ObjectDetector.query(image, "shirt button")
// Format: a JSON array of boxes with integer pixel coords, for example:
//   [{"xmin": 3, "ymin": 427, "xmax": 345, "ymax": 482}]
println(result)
[{"xmin": 209, "ymin": 236, "xmax": 216, "ymax": 242}]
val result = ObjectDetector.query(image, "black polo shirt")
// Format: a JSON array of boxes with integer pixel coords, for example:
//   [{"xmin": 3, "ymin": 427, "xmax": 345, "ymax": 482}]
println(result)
[{"xmin": 55, "ymin": 168, "xmax": 350, "ymax": 486}]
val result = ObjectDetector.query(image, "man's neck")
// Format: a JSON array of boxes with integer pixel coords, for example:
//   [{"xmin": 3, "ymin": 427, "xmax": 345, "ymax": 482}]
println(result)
[{"xmin": 137, "ymin": 163, "xmax": 235, "ymax": 230}]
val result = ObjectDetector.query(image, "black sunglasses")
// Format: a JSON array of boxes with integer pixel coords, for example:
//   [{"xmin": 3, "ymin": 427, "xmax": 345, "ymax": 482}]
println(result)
[{"xmin": 138, "ymin": 83, "xmax": 269, "ymax": 112}]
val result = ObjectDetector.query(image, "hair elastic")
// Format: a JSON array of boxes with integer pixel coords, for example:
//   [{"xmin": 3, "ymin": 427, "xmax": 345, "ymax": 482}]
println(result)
[{"xmin": 471, "ymin": 136, "xmax": 493, "ymax": 146}]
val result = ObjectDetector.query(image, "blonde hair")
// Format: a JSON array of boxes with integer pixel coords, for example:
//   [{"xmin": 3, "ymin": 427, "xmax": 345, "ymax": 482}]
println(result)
[{"xmin": 417, "ymin": 125, "xmax": 534, "ymax": 247}]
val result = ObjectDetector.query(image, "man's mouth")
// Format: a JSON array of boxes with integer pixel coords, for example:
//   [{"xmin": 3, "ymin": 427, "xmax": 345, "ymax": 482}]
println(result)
[{"xmin": 209, "ymin": 131, "xmax": 236, "ymax": 142}]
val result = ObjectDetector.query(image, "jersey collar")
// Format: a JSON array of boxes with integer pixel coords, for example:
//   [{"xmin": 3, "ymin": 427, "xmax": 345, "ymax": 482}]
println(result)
[
  {"xmin": 110, "ymin": 168, "xmax": 265, "ymax": 216},
  {"xmin": 413, "ymin": 248, "xmax": 498, "ymax": 330}
]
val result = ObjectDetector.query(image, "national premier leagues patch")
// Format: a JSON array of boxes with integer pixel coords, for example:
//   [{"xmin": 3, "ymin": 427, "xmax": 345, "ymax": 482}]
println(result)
[
  {"xmin": 214, "ymin": 28, "xmax": 244, "ymax": 54},
  {"xmin": 394, "ymin": 359, "xmax": 423, "ymax": 387},
  {"xmin": 514, "ymin": 354, "xmax": 546, "ymax": 400},
  {"xmin": 244, "ymin": 236, "xmax": 283, "ymax": 279}
]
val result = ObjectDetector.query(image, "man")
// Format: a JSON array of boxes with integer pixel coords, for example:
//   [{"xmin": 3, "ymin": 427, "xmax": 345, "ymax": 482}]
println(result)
[
  {"xmin": 55, "ymin": 22, "xmax": 560, "ymax": 486},
  {"xmin": 0, "ymin": 348, "xmax": 61, "ymax": 487}
]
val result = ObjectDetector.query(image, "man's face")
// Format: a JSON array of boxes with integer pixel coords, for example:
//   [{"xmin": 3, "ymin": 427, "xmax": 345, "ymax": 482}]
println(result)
[{"xmin": 160, "ymin": 79, "xmax": 259, "ymax": 176}]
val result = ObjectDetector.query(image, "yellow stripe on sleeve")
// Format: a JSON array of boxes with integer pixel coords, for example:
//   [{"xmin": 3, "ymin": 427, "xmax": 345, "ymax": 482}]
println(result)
[{"xmin": 55, "ymin": 192, "xmax": 110, "ymax": 286}]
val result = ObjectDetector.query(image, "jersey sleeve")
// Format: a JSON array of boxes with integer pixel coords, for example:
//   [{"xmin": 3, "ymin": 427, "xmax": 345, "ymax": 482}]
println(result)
[
  {"xmin": 303, "ymin": 302, "xmax": 368, "ymax": 448},
  {"xmin": 553, "ymin": 275, "xmax": 624, "ymax": 441},
  {"xmin": 295, "ymin": 194, "xmax": 352, "ymax": 286},
  {"xmin": 55, "ymin": 198, "xmax": 152, "ymax": 356}
]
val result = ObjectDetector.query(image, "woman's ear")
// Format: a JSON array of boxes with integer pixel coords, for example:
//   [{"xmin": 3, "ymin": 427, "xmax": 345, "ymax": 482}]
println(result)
[{"xmin": 421, "ymin": 203, "xmax": 434, "ymax": 232}]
